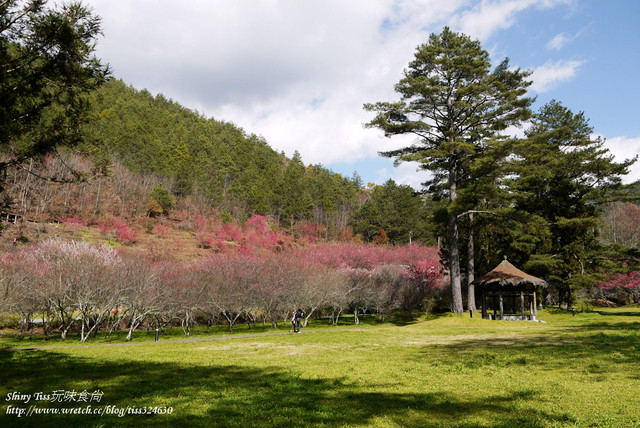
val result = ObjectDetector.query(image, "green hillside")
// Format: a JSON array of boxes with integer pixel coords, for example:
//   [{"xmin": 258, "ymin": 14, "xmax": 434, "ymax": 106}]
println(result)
[{"xmin": 82, "ymin": 79, "xmax": 362, "ymax": 230}]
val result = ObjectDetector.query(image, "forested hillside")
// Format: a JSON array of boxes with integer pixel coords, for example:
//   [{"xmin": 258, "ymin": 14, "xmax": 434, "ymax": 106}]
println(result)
[
  {"xmin": 82, "ymin": 79, "xmax": 362, "ymax": 231},
  {"xmin": 1, "ymin": 78, "xmax": 432, "ymax": 244}
]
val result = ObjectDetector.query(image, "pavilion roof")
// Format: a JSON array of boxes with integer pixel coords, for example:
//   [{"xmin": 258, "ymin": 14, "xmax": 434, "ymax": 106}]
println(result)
[{"xmin": 475, "ymin": 259, "xmax": 547, "ymax": 288}]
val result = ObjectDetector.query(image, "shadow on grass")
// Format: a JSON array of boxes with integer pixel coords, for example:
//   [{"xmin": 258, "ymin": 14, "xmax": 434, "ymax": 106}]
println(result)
[
  {"xmin": 592, "ymin": 310, "xmax": 640, "ymax": 317},
  {"xmin": 414, "ymin": 321, "xmax": 640, "ymax": 374},
  {"xmin": 567, "ymin": 321, "xmax": 640, "ymax": 331},
  {"xmin": 1, "ymin": 350, "xmax": 572, "ymax": 428},
  {"xmin": 384, "ymin": 310, "xmax": 427, "ymax": 326}
]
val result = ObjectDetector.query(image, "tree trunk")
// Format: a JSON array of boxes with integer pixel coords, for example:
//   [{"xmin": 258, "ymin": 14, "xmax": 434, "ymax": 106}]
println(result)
[
  {"xmin": 125, "ymin": 323, "xmax": 136, "ymax": 341},
  {"xmin": 61, "ymin": 326, "xmax": 70, "ymax": 341},
  {"xmin": 467, "ymin": 213, "xmax": 476, "ymax": 312},
  {"xmin": 449, "ymin": 165, "xmax": 464, "ymax": 315},
  {"xmin": 125, "ymin": 309, "xmax": 139, "ymax": 341},
  {"xmin": 80, "ymin": 313, "xmax": 86, "ymax": 342},
  {"xmin": 303, "ymin": 307, "xmax": 316, "ymax": 327}
]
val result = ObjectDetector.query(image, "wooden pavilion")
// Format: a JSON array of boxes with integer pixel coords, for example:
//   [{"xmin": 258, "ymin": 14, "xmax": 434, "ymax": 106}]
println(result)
[{"xmin": 475, "ymin": 258, "xmax": 547, "ymax": 321}]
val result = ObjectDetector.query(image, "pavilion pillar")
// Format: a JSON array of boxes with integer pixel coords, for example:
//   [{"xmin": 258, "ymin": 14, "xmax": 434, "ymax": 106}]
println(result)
[
  {"xmin": 520, "ymin": 290, "xmax": 525, "ymax": 320},
  {"xmin": 493, "ymin": 296, "xmax": 497, "ymax": 319},
  {"xmin": 481, "ymin": 288, "xmax": 487, "ymax": 319},
  {"xmin": 499, "ymin": 293, "xmax": 504, "ymax": 320},
  {"xmin": 532, "ymin": 290, "xmax": 538, "ymax": 320}
]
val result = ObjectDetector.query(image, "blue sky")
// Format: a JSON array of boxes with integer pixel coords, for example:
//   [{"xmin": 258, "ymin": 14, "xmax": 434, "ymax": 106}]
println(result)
[{"xmin": 84, "ymin": 0, "xmax": 640, "ymax": 187}]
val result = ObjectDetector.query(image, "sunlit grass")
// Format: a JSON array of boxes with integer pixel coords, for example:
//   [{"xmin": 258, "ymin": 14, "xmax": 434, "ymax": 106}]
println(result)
[{"xmin": 1, "ymin": 308, "xmax": 639, "ymax": 427}]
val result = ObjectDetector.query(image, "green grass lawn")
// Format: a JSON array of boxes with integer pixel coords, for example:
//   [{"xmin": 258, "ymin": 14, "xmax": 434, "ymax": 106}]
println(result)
[{"xmin": 1, "ymin": 308, "xmax": 639, "ymax": 427}]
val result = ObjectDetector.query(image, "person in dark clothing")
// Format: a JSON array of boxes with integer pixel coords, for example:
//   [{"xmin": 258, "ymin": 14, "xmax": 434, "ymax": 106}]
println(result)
[
  {"xmin": 294, "ymin": 309, "xmax": 304, "ymax": 333},
  {"xmin": 289, "ymin": 311, "xmax": 296, "ymax": 333}
]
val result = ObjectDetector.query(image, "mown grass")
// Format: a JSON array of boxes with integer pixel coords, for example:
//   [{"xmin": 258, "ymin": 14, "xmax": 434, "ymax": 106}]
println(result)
[{"xmin": 1, "ymin": 308, "xmax": 639, "ymax": 427}]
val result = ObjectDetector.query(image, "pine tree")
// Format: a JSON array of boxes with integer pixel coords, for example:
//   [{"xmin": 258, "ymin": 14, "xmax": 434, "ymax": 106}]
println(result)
[
  {"xmin": 364, "ymin": 27, "xmax": 532, "ymax": 313},
  {"xmin": 1, "ymin": 1, "xmax": 109, "ymax": 189},
  {"xmin": 513, "ymin": 100, "xmax": 636, "ymax": 307}
]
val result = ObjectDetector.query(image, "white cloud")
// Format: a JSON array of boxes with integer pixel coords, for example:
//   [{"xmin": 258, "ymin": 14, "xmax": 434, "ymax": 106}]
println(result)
[
  {"xmin": 546, "ymin": 33, "xmax": 569, "ymax": 50},
  {"xmin": 601, "ymin": 136, "xmax": 640, "ymax": 184},
  {"xmin": 385, "ymin": 162, "xmax": 429, "ymax": 189},
  {"xmin": 451, "ymin": 0, "xmax": 572, "ymax": 41},
  {"xmin": 82, "ymin": 0, "xmax": 578, "ymax": 185},
  {"xmin": 530, "ymin": 59, "xmax": 584, "ymax": 92},
  {"xmin": 546, "ymin": 27, "xmax": 585, "ymax": 50}
]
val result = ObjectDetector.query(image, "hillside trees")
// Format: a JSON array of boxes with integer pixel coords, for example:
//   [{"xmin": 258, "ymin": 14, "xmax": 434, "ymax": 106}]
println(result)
[
  {"xmin": 351, "ymin": 179, "xmax": 432, "ymax": 244},
  {"xmin": 365, "ymin": 27, "xmax": 532, "ymax": 313},
  {"xmin": 0, "ymin": 0, "xmax": 109, "ymax": 189},
  {"xmin": 80, "ymin": 79, "xmax": 363, "ymax": 235},
  {"xmin": 274, "ymin": 151, "xmax": 313, "ymax": 227},
  {"xmin": 599, "ymin": 202, "xmax": 640, "ymax": 249}
]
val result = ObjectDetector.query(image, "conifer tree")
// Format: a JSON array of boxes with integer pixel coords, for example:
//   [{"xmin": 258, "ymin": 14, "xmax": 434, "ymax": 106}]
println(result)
[
  {"xmin": 1, "ymin": 0, "xmax": 109, "ymax": 189},
  {"xmin": 513, "ymin": 100, "xmax": 635, "ymax": 306},
  {"xmin": 365, "ymin": 27, "xmax": 532, "ymax": 313},
  {"xmin": 351, "ymin": 179, "xmax": 431, "ymax": 244}
]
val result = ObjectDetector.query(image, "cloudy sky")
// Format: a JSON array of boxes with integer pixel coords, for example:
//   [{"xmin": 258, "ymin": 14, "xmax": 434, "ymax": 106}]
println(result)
[{"xmin": 82, "ymin": 0, "xmax": 640, "ymax": 188}]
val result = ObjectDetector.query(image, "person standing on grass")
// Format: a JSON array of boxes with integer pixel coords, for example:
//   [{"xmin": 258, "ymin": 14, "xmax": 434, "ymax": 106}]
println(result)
[
  {"xmin": 289, "ymin": 311, "xmax": 296, "ymax": 333},
  {"xmin": 294, "ymin": 309, "xmax": 304, "ymax": 333}
]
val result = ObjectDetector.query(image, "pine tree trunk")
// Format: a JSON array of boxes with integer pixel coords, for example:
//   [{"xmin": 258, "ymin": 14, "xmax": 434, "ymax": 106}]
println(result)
[
  {"xmin": 467, "ymin": 213, "xmax": 476, "ymax": 312},
  {"xmin": 449, "ymin": 166, "xmax": 464, "ymax": 315}
]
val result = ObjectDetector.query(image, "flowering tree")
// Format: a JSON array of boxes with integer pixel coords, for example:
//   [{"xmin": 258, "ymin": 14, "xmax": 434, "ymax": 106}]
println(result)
[
  {"xmin": 162, "ymin": 262, "xmax": 203, "ymax": 336},
  {"xmin": 292, "ymin": 243, "xmax": 440, "ymax": 270},
  {"xmin": 595, "ymin": 272, "xmax": 640, "ymax": 305},
  {"xmin": 119, "ymin": 257, "xmax": 170, "ymax": 341},
  {"xmin": 0, "ymin": 251, "xmax": 44, "ymax": 337},
  {"xmin": 367, "ymin": 265, "xmax": 406, "ymax": 321},
  {"xmin": 299, "ymin": 268, "xmax": 350, "ymax": 327},
  {"xmin": 194, "ymin": 255, "xmax": 251, "ymax": 333},
  {"xmin": 0, "ymin": 238, "xmax": 445, "ymax": 340},
  {"xmin": 43, "ymin": 240, "xmax": 120, "ymax": 341}
]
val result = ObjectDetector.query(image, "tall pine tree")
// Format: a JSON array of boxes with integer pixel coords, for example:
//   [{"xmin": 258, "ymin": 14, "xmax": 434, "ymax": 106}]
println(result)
[{"xmin": 365, "ymin": 27, "xmax": 532, "ymax": 313}]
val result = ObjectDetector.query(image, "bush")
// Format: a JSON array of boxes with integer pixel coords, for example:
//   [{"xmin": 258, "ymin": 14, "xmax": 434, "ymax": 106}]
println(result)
[{"xmin": 149, "ymin": 185, "xmax": 174, "ymax": 213}]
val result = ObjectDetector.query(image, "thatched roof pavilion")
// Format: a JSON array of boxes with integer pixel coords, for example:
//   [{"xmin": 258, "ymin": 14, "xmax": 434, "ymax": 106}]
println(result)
[
  {"xmin": 476, "ymin": 259, "xmax": 547, "ymax": 288},
  {"xmin": 475, "ymin": 258, "xmax": 547, "ymax": 321}
]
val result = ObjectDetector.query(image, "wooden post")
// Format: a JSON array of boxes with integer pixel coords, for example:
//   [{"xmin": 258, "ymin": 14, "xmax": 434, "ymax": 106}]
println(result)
[
  {"xmin": 499, "ymin": 293, "xmax": 504, "ymax": 320},
  {"xmin": 529, "ymin": 294, "xmax": 534, "ymax": 320},
  {"xmin": 481, "ymin": 287, "xmax": 487, "ymax": 319},
  {"xmin": 532, "ymin": 290, "xmax": 538, "ymax": 320},
  {"xmin": 520, "ymin": 290, "xmax": 525, "ymax": 320}
]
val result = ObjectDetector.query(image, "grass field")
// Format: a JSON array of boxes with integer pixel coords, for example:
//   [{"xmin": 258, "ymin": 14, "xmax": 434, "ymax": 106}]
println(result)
[{"xmin": 1, "ymin": 308, "xmax": 639, "ymax": 427}]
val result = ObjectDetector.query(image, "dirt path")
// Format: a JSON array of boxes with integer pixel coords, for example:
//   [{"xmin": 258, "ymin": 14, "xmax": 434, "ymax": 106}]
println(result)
[{"xmin": 1, "ymin": 325, "xmax": 390, "ymax": 352}]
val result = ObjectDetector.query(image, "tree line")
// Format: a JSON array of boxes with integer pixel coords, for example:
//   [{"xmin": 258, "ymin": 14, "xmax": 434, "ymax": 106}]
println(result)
[{"xmin": 0, "ymin": 239, "xmax": 443, "ymax": 341}]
